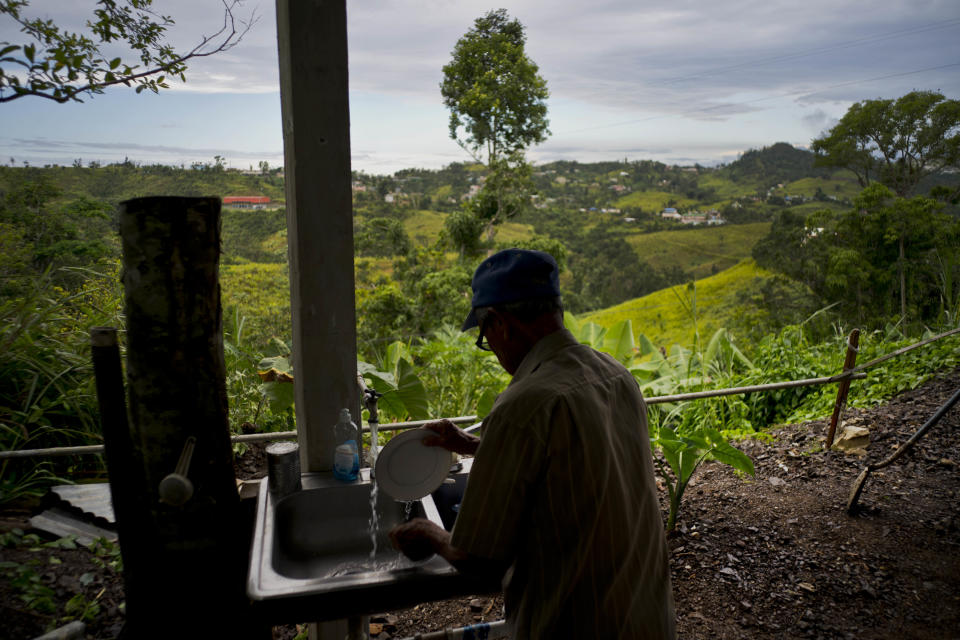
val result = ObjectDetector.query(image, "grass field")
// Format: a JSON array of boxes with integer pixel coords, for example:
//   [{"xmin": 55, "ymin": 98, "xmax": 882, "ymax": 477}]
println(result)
[
  {"xmin": 624, "ymin": 222, "xmax": 769, "ymax": 279},
  {"xmin": 404, "ymin": 209, "xmax": 447, "ymax": 245},
  {"xmin": 403, "ymin": 209, "xmax": 536, "ymax": 246},
  {"xmin": 778, "ymin": 175, "xmax": 861, "ymax": 200},
  {"xmin": 581, "ymin": 259, "xmax": 772, "ymax": 349},
  {"xmin": 697, "ymin": 173, "xmax": 761, "ymax": 202},
  {"xmin": 614, "ymin": 190, "xmax": 700, "ymax": 211}
]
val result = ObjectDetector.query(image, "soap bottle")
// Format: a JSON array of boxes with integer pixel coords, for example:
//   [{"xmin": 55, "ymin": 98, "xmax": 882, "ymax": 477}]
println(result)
[{"xmin": 333, "ymin": 408, "xmax": 359, "ymax": 482}]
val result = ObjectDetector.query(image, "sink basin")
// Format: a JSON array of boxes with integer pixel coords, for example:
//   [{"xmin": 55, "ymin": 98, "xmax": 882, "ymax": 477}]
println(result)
[
  {"xmin": 247, "ymin": 464, "xmax": 495, "ymax": 624},
  {"xmin": 272, "ymin": 477, "xmax": 435, "ymax": 580}
]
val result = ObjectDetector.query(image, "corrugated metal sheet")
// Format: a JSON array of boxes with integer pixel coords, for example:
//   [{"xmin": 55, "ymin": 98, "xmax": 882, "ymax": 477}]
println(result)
[{"xmin": 50, "ymin": 483, "xmax": 115, "ymax": 524}]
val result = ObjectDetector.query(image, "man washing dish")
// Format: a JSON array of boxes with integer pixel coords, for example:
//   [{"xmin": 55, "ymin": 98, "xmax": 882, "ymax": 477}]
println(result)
[{"xmin": 390, "ymin": 248, "xmax": 675, "ymax": 639}]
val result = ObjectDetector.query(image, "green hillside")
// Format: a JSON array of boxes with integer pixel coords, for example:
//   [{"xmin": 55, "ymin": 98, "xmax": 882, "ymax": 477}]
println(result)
[
  {"xmin": 0, "ymin": 163, "xmax": 285, "ymax": 206},
  {"xmin": 614, "ymin": 190, "xmax": 699, "ymax": 211},
  {"xmin": 402, "ymin": 209, "xmax": 536, "ymax": 247},
  {"xmin": 624, "ymin": 222, "xmax": 769, "ymax": 279},
  {"xmin": 581, "ymin": 259, "xmax": 772, "ymax": 349}
]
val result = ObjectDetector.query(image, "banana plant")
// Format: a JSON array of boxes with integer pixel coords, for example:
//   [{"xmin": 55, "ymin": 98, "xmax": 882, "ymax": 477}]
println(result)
[
  {"xmin": 358, "ymin": 341, "xmax": 430, "ymax": 421},
  {"xmin": 255, "ymin": 339, "xmax": 430, "ymax": 424},
  {"xmin": 652, "ymin": 424, "xmax": 755, "ymax": 532},
  {"xmin": 564, "ymin": 312, "xmax": 637, "ymax": 364}
]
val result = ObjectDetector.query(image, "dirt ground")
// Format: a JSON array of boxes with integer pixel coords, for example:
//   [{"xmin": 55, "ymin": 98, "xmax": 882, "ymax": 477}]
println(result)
[{"xmin": 2, "ymin": 367, "xmax": 958, "ymax": 639}]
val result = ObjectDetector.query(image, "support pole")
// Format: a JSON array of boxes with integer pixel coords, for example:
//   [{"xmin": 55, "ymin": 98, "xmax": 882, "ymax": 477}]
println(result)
[
  {"xmin": 276, "ymin": 0, "xmax": 358, "ymax": 473},
  {"xmin": 826, "ymin": 328, "xmax": 860, "ymax": 450},
  {"xmin": 89, "ymin": 327, "xmax": 146, "ymax": 623},
  {"xmin": 117, "ymin": 196, "xmax": 266, "ymax": 638}
]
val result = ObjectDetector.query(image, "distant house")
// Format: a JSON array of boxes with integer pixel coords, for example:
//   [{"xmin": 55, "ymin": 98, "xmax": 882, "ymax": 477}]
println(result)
[
  {"xmin": 223, "ymin": 196, "xmax": 270, "ymax": 209},
  {"xmin": 681, "ymin": 212, "xmax": 707, "ymax": 225},
  {"xmin": 661, "ymin": 207, "xmax": 681, "ymax": 221}
]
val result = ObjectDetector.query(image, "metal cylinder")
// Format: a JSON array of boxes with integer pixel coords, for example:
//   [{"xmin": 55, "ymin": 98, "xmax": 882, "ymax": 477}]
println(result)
[{"xmin": 266, "ymin": 441, "xmax": 302, "ymax": 499}]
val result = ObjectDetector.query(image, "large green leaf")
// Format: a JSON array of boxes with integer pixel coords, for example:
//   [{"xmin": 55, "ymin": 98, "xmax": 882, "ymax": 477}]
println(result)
[
  {"xmin": 476, "ymin": 388, "xmax": 498, "ymax": 418},
  {"xmin": 574, "ymin": 321, "xmax": 606, "ymax": 349},
  {"xmin": 602, "ymin": 319, "xmax": 635, "ymax": 363},
  {"xmin": 636, "ymin": 332, "xmax": 660, "ymax": 357},
  {"xmin": 702, "ymin": 427, "xmax": 755, "ymax": 476},
  {"xmin": 258, "ymin": 354, "xmax": 292, "ymax": 375},
  {"xmin": 258, "ymin": 381, "xmax": 294, "ymax": 413},
  {"xmin": 392, "ymin": 357, "xmax": 430, "ymax": 420},
  {"xmin": 703, "ymin": 328, "xmax": 727, "ymax": 370}
]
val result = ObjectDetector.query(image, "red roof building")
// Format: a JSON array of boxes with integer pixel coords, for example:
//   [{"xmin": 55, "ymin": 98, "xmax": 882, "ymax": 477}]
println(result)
[{"xmin": 223, "ymin": 196, "xmax": 271, "ymax": 209}]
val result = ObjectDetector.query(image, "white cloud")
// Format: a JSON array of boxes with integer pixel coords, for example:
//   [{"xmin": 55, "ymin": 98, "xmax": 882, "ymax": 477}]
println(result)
[{"xmin": 2, "ymin": 0, "xmax": 959, "ymax": 173}]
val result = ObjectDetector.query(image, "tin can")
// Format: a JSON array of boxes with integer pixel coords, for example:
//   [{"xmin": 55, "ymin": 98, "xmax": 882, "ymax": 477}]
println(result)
[{"xmin": 266, "ymin": 441, "xmax": 301, "ymax": 498}]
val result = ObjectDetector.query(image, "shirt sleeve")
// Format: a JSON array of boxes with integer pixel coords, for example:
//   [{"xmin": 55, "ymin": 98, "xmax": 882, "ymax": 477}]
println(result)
[{"xmin": 449, "ymin": 401, "xmax": 548, "ymax": 562}]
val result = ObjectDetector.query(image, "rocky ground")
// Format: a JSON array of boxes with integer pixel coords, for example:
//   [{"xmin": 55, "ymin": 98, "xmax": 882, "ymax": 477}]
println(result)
[{"xmin": 2, "ymin": 366, "xmax": 958, "ymax": 639}]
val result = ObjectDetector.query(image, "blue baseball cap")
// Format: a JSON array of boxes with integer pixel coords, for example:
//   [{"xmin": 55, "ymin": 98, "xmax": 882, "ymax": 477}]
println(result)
[{"xmin": 461, "ymin": 248, "xmax": 561, "ymax": 331}]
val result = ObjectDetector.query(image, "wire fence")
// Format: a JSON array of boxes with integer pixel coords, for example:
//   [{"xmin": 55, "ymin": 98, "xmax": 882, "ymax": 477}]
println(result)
[{"xmin": 2, "ymin": 327, "xmax": 957, "ymax": 461}]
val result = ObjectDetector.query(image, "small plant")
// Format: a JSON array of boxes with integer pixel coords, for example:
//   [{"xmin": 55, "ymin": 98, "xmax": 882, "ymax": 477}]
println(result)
[
  {"xmin": 63, "ymin": 589, "xmax": 103, "ymax": 624},
  {"xmin": 652, "ymin": 425, "xmax": 755, "ymax": 532},
  {"xmin": 0, "ymin": 558, "xmax": 58, "ymax": 614},
  {"xmin": 88, "ymin": 536, "xmax": 123, "ymax": 573}
]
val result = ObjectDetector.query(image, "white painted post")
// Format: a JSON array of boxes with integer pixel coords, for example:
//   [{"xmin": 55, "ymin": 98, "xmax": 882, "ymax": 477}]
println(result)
[{"xmin": 276, "ymin": 0, "xmax": 359, "ymax": 474}]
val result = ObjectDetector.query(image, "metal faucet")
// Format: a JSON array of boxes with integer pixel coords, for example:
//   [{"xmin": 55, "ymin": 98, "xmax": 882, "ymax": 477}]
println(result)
[{"xmin": 357, "ymin": 374, "xmax": 384, "ymax": 471}]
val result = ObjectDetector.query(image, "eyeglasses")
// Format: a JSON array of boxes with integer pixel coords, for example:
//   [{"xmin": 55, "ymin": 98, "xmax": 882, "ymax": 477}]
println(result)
[{"xmin": 475, "ymin": 316, "xmax": 492, "ymax": 351}]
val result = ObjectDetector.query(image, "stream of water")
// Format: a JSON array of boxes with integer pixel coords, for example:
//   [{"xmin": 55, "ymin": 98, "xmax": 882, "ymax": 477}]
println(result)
[
  {"xmin": 324, "ymin": 484, "xmax": 415, "ymax": 578},
  {"xmin": 368, "ymin": 477, "xmax": 380, "ymax": 560}
]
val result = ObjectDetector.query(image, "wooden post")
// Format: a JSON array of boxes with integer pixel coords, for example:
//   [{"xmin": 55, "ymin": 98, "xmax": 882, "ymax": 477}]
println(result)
[
  {"xmin": 89, "ymin": 327, "xmax": 149, "ymax": 619},
  {"xmin": 826, "ymin": 328, "xmax": 860, "ymax": 450},
  {"xmin": 276, "ymin": 0, "xmax": 359, "ymax": 473},
  {"xmin": 116, "ymin": 196, "xmax": 267, "ymax": 638}
]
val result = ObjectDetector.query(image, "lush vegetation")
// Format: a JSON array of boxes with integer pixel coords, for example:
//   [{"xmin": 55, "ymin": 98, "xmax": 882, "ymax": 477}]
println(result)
[{"xmin": 2, "ymin": 123, "xmax": 958, "ymax": 510}]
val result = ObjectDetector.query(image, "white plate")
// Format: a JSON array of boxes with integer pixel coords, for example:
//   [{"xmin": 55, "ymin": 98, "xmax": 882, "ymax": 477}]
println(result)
[{"xmin": 375, "ymin": 429, "xmax": 453, "ymax": 501}]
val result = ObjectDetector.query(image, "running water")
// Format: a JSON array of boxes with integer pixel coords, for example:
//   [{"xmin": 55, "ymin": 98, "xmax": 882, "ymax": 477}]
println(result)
[
  {"xmin": 324, "ymin": 489, "xmax": 424, "ymax": 579},
  {"xmin": 368, "ymin": 477, "xmax": 379, "ymax": 560}
]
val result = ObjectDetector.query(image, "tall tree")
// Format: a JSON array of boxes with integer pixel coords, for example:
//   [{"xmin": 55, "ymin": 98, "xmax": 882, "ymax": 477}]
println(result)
[
  {"xmin": 812, "ymin": 90, "xmax": 960, "ymax": 321},
  {"xmin": 0, "ymin": 0, "xmax": 256, "ymax": 103},
  {"xmin": 441, "ymin": 8, "xmax": 549, "ymax": 166},
  {"xmin": 753, "ymin": 184, "xmax": 959, "ymax": 329},
  {"xmin": 440, "ymin": 9, "xmax": 549, "ymax": 249},
  {"xmin": 811, "ymin": 90, "xmax": 960, "ymax": 199}
]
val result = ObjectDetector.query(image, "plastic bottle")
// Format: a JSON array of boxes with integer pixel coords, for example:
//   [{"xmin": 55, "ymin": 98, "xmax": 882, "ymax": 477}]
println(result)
[{"xmin": 333, "ymin": 408, "xmax": 360, "ymax": 481}]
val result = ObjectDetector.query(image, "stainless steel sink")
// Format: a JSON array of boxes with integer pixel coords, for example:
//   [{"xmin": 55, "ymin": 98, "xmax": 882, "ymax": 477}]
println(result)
[{"xmin": 247, "ymin": 464, "xmax": 495, "ymax": 624}]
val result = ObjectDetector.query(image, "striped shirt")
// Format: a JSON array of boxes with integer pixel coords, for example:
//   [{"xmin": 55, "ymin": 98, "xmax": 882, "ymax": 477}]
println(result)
[{"xmin": 451, "ymin": 328, "xmax": 675, "ymax": 639}]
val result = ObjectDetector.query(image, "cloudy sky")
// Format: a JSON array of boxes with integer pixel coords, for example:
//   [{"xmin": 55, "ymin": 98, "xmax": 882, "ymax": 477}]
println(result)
[{"xmin": 2, "ymin": 0, "xmax": 959, "ymax": 175}]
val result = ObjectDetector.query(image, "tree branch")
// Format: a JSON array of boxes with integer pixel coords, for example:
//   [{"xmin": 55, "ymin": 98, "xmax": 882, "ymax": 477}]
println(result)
[{"xmin": 0, "ymin": 0, "xmax": 258, "ymax": 103}]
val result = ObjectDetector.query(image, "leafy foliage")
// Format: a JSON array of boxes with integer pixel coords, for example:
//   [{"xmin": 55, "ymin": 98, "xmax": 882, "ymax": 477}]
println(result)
[
  {"xmin": 441, "ymin": 9, "xmax": 549, "ymax": 165},
  {"xmin": 811, "ymin": 90, "xmax": 960, "ymax": 199},
  {"xmin": 653, "ymin": 425, "xmax": 754, "ymax": 532},
  {"xmin": 0, "ymin": 530, "xmax": 120, "ymax": 631},
  {"xmin": 754, "ymin": 185, "xmax": 960, "ymax": 330},
  {"xmin": 0, "ymin": 266, "xmax": 121, "ymax": 503},
  {"xmin": 0, "ymin": 0, "xmax": 255, "ymax": 103},
  {"xmin": 221, "ymin": 208, "xmax": 287, "ymax": 264},
  {"xmin": 566, "ymin": 312, "xmax": 756, "ymax": 530}
]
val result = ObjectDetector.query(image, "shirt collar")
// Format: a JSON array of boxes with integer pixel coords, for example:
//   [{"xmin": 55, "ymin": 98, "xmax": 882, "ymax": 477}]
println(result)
[{"xmin": 511, "ymin": 328, "xmax": 580, "ymax": 382}]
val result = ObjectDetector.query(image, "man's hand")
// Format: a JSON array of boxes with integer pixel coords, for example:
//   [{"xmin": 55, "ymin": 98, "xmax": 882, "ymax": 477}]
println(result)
[
  {"xmin": 389, "ymin": 518, "xmax": 449, "ymax": 561},
  {"xmin": 390, "ymin": 518, "xmax": 510, "ymax": 583},
  {"xmin": 421, "ymin": 419, "xmax": 481, "ymax": 456}
]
